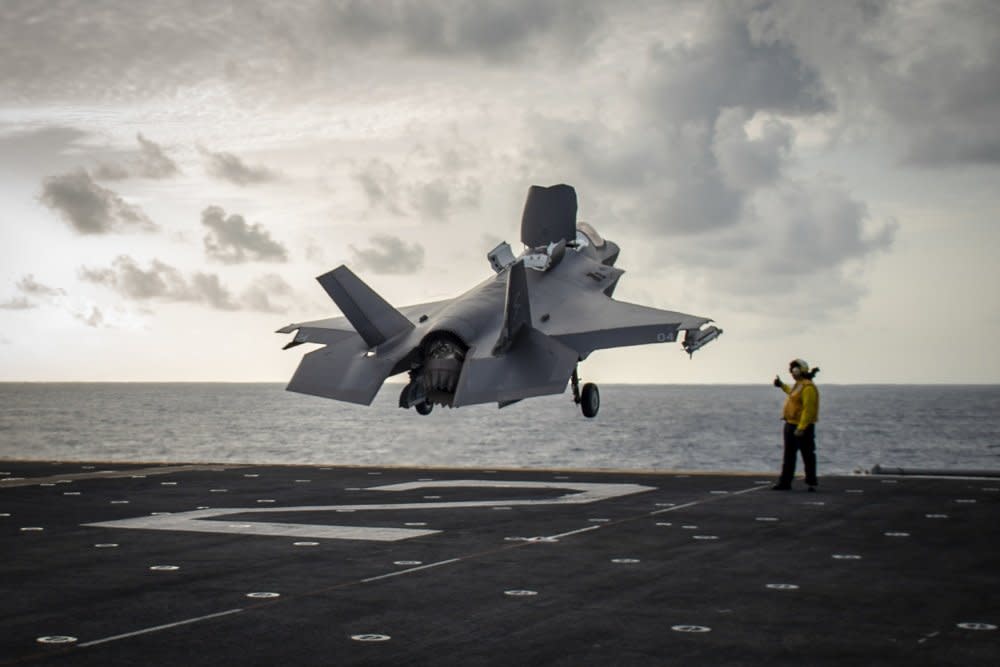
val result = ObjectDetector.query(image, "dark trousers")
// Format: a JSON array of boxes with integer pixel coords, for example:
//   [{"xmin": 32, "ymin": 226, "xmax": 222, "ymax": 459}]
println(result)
[{"xmin": 779, "ymin": 422, "xmax": 817, "ymax": 486}]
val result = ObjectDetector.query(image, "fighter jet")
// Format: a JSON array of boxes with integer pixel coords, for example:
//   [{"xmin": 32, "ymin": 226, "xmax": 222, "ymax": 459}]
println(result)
[{"xmin": 277, "ymin": 184, "xmax": 721, "ymax": 418}]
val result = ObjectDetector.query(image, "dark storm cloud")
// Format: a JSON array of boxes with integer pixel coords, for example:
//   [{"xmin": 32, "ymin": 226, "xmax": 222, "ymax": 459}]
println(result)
[
  {"xmin": 750, "ymin": 0, "xmax": 1000, "ymax": 166},
  {"xmin": 200, "ymin": 147, "xmax": 280, "ymax": 185},
  {"xmin": 201, "ymin": 206, "xmax": 289, "ymax": 264},
  {"xmin": 527, "ymin": 1, "xmax": 897, "ymax": 318},
  {"xmin": 350, "ymin": 235, "xmax": 425, "ymax": 275},
  {"xmin": 39, "ymin": 170, "xmax": 157, "ymax": 234},
  {"xmin": 79, "ymin": 256, "xmax": 293, "ymax": 313}
]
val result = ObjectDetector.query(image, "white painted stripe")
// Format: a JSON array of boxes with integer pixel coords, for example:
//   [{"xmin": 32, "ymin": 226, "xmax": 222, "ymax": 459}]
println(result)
[
  {"xmin": 546, "ymin": 525, "xmax": 601, "ymax": 540},
  {"xmin": 77, "ymin": 608, "xmax": 244, "ymax": 648},
  {"xmin": 360, "ymin": 558, "xmax": 461, "ymax": 583}
]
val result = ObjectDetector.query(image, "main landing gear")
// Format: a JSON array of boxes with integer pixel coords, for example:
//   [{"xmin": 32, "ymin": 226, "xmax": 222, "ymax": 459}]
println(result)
[{"xmin": 571, "ymin": 366, "xmax": 600, "ymax": 418}]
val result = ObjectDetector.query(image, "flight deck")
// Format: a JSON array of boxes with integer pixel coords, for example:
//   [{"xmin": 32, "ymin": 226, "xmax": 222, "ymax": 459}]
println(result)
[{"xmin": 2, "ymin": 461, "xmax": 998, "ymax": 666}]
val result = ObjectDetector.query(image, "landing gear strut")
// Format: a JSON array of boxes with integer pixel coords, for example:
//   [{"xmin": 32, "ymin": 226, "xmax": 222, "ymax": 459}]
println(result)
[{"xmin": 571, "ymin": 366, "xmax": 600, "ymax": 418}]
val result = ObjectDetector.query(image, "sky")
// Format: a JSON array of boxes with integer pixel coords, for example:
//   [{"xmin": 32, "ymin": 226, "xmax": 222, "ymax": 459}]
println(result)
[{"xmin": 1, "ymin": 0, "xmax": 998, "ymax": 385}]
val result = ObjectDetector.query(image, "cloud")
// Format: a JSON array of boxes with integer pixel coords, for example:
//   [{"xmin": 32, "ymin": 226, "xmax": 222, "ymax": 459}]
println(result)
[
  {"xmin": 93, "ymin": 133, "xmax": 181, "ymax": 181},
  {"xmin": 321, "ymin": 0, "xmax": 601, "ymax": 64},
  {"xmin": 350, "ymin": 235, "xmax": 425, "ymax": 274},
  {"xmin": 200, "ymin": 146, "xmax": 280, "ymax": 185},
  {"xmin": 16, "ymin": 275, "xmax": 65, "ymax": 298},
  {"xmin": 241, "ymin": 274, "xmax": 294, "ymax": 314},
  {"xmin": 79, "ymin": 255, "xmax": 292, "ymax": 312},
  {"xmin": 73, "ymin": 306, "xmax": 105, "ymax": 328},
  {"xmin": 520, "ymin": 2, "xmax": 899, "ymax": 319},
  {"xmin": 748, "ymin": 0, "xmax": 1000, "ymax": 166},
  {"xmin": 0, "ymin": 296, "xmax": 34, "ymax": 311},
  {"xmin": 201, "ymin": 206, "xmax": 289, "ymax": 264},
  {"xmin": 39, "ymin": 169, "xmax": 157, "ymax": 234},
  {"xmin": 355, "ymin": 160, "xmax": 481, "ymax": 221},
  {"xmin": 0, "ymin": 274, "xmax": 67, "ymax": 310}
]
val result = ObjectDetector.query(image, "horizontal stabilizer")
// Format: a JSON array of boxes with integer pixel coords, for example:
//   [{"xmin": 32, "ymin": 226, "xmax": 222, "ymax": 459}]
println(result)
[
  {"xmin": 317, "ymin": 266, "xmax": 413, "ymax": 348},
  {"xmin": 521, "ymin": 184, "xmax": 577, "ymax": 248},
  {"xmin": 454, "ymin": 329, "xmax": 578, "ymax": 407},
  {"xmin": 286, "ymin": 334, "xmax": 399, "ymax": 405}
]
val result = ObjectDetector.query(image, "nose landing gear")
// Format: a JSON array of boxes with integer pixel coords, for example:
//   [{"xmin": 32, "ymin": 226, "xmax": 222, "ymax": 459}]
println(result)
[{"xmin": 571, "ymin": 367, "xmax": 600, "ymax": 418}]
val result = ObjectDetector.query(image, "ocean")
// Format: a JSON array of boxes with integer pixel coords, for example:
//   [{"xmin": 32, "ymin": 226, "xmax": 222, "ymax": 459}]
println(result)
[{"xmin": 1, "ymin": 384, "xmax": 998, "ymax": 476}]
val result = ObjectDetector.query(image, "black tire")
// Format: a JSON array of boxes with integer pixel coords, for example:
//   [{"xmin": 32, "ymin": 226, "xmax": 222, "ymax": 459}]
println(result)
[
  {"xmin": 581, "ymin": 383, "xmax": 599, "ymax": 418},
  {"xmin": 415, "ymin": 401, "xmax": 433, "ymax": 416}
]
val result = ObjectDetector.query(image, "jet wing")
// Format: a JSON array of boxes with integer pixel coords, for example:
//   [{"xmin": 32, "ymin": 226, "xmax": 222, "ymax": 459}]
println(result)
[
  {"xmin": 277, "ymin": 299, "xmax": 452, "ymax": 350},
  {"xmin": 544, "ymin": 297, "xmax": 713, "ymax": 360},
  {"xmin": 285, "ymin": 333, "xmax": 401, "ymax": 405}
]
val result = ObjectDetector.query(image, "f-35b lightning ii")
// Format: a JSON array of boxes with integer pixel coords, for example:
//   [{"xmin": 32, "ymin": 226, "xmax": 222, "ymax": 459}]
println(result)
[{"xmin": 277, "ymin": 184, "xmax": 721, "ymax": 418}]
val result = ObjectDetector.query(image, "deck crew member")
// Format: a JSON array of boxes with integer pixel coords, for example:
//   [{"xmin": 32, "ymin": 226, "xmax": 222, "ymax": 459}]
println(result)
[{"xmin": 772, "ymin": 359, "xmax": 820, "ymax": 491}]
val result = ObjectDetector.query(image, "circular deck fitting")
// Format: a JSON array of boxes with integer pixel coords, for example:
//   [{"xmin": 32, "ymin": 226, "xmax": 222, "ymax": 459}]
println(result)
[
  {"xmin": 94, "ymin": 543, "xmax": 119, "ymax": 548},
  {"xmin": 36, "ymin": 636, "xmax": 77, "ymax": 645},
  {"xmin": 423, "ymin": 495, "xmax": 441, "ymax": 500},
  {"xmin": 41, "ymin": 483, "xmax": 55, "ymax": 487},
  {"xmin": 210, "ymin": 489, "xmax": 228, "ymax": 493},
  {"xmin": 294, "ymin": 479, "xmax": 311, "ymax": 483},
  {"xmin": 766, "ymin": 584, "xmax": 800, "ymax": 590},
  {"xmin": 20, "ymin": 527, "xmax": 44, "ymax": 532},
  {"xmin": 957, "ymin": 622, "xmax": 997, "ymax": 631},
  {"xmin": 588, "ymin": 518, "xmax": 610, "ymax": 523},
  {"xmin": 394, "ymin": 560, "xmax": 422, "ymax": 566},
  {"xmin": 955, "ymin": 499, "xmax": 977, "ymax": 504},
  {"xmin": 351, "ymin": 634, "xmax": 390, "ymax": 642},
  {"xmin": 256, "ymin": 499, "xmax": 276, "ymax": 504},
  {"xmin": 149, "ymin": 565, "xmax": 179, "ymax": 571},
  {"xmin": 160, "ymin": 482, "xmax": 177, "ymax": 486},
  {"xmin": 367, "ymin": 472, "xmax": 382, "ymax": 476},
  {"xmin": 0, "ymin": 513, "xmax": 10, "ymax": 517},
  {"xmin": 611, "ymin": 558, "xmax": 640, "ymax": 564},
  {"xmin": 832, "ymin": 554, "xmax": 862, "ymax": 560},
  {"xmin": 293, "ymin": 541, "xmax": 319, "ymax": 547},
  {"xmin": 755, "ymin": 517, "xmax": 779, "ymax": 522},
  {"xmin": 926, "ymin": 513, "xmax": 949, "ymax": 519},
  {"xmin": 554, "ymin": 476, "xmax": 570, "ymax": 480},
  {"xmin": 404, "ymin": 522, "xmax": 427, "ymax": 527},
  {"xmin": 681, "ymin": 525, "xmax": 699, "ymax": 530},
  {"xmin": 709, "ymin": 490, "xmax": 729, "ymax": 495},
  {"xmin": 196, "ymin": 506, "xmax": 210, "ymax": 510},
  {"xmin": 505, "ymin": 590, "xmax": 538, "ymax": 597},
  {"xmin": 671, "ymin": 625, "xmax": 710, "ymax": 633},
  {"xmin": 246, "ymin": 592, "xmax": 280, "ymax": 599},
  {"xmin": 846, "ymin": 489, "xmax": 864, "ymax": 494},
  {"xmin": 693, "ymin": 535, "xmax": 719, "ymax": 540},
  {"xmin": 884, "ymin": 532, "xmax": 910, "ymax": 537},
  {"xmin": 110, "ymin": 500, "xmax": 129, "ymax": 504},
  {"xmin": 417, "ymin": 478, "xmax": 434, "ymax": 482},
  {"xmin": 803, "ymin": 501, "xmax": 826, "ymax": 506},
  {"xmin": 63, "ymin": 492, "xmax": 81, "ymax": 496},
  {"xmin": 82, "ymin": 465, "xmax": 95, "ymax": 470},
  {"xmin": 655, "ymin": 522, "xmax": 672, "ymax": 527},
  {"xmin": 130, "ymin": 475, "xmax": 147, "ymax": 479},
  {"xmin": 243, "ymin": 474, "xmax": 259, "ymax": 478}
]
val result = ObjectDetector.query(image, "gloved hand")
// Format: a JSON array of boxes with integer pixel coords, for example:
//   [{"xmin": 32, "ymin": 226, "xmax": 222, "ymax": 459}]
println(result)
[{"xmin": 773, "ymin": 375, "xmax": 782, "ymax": 388}]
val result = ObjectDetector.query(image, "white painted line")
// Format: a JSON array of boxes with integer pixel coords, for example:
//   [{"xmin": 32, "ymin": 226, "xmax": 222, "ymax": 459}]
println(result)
[
  {"xmin": 545, "ymin": 525, "xmax": 601, "ymax": 540},
  {"xmin": 77, "ymin": 608, "xmax": 244, "ymax": 648},
  {"xmin": 360, "ymin": 558, "xmax": 461, "ymax": 584}
]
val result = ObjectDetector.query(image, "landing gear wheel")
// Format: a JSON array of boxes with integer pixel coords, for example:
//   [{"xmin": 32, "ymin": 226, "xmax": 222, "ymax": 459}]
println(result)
[
  {"xmin": 580, "ymin": 383, "xmax": 600, "ymax": 418},
  {"xmin": 415, "ymin": 401, "xmax": 433, "ymax": 416}
]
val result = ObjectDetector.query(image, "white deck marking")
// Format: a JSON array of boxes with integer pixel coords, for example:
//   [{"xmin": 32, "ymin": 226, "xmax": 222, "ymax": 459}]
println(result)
[
  {"xmin": 0, "ymin": 465, "xmax": 241, "ymax": 488},
  {"xmin": 84, "ymin": 480, "xmax": 656, "ymax": 542},
  {"xmin": 360, "ymin": 558, "xmax": 461, "ymax": 583},
  {"xmin": 77, "ymin": 608, "xmax": 244, "ymax": 648}
]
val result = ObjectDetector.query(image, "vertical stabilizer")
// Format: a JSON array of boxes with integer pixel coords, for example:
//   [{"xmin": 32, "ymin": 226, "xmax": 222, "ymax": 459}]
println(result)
[
  {"xmin": 492, "ymin": 260, "xmax": 532, "ymax": 356},
  {"xmin": 316, "ymin": 266, "xmax": 413, "ymax": 348}
]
